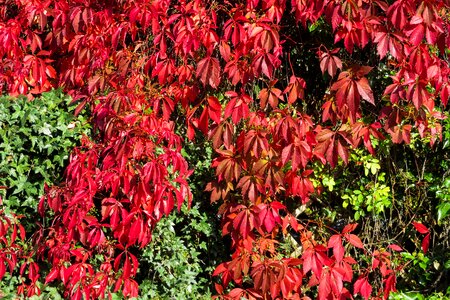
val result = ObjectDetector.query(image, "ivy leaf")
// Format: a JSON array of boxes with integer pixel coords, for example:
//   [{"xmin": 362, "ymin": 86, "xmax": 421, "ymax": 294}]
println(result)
[{"xmin": 437, "ymin": 202, "xmax": 450, "ymax": 223}]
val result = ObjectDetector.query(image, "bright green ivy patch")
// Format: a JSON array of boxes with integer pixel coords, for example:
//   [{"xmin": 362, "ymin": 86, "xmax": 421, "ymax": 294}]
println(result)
[
  {"xmin": 390, "ymin": 291, "xmax": 450, "ymax": 300},
  {"xmin": 0, "ymin": 90, "xmax": 91, "ymax": 222},
  {"xmin": 137, "ymin": 203, "xmax": 214, "ymax": 300}
]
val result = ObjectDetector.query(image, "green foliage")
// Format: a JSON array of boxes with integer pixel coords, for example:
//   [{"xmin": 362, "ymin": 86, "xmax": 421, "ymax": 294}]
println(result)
[
  {"xmin": 427, "ymin": 115, "xmax": 450, "ymax": 222},
  {"xmin": 390, "ymin": 291, "xmax": 450, "ymax": 300},
  {"xmin": 400, "ymin": 251, "xmax": 434, "ymax": 287},
  {"xmin": 137, "ymin": 203, "xmax": 214, "ymax": 299},
  {"xmin": 313, "ymin": 147, "xmax": 392, "ymax": 221},
  {"xmin": 433, "ymin": 177, "xmax": 450, "ymax": 224},
  {"xmin": 341, "ymin": 172, "xmax": 391, "ymax": 220},
  {"xmin": 27, "ymin": 287, "xmax": 64, "ymax": 300},
  {"xmin": 341, "ymin": 149, "xmax": 392, "ymax": 220},
  {"xmin": 0, "ymin": 90, "xmax": 90, "ymax": 218},
  {"xmin": 0, "ymin": 273, "xmax": 20, "ymax": 299}
]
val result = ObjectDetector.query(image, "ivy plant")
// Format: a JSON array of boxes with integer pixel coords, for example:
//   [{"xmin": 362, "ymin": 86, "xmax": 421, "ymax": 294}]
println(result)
[{"xmin": 0, "ymin": 90, "xmax": 90, "ymax": 223}]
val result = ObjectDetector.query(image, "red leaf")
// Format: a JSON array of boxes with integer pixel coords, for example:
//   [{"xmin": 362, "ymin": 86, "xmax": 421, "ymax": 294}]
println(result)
[
  {"xmin": 388, "ymin": 244, "xmax": 403, "ymax": 252},
  {"xmin": 383, "ymin": 274, "xmax": 397, "ymax": 299},
  {"xmin": 337, "ymin": 139, "xmax": 349, "ymax": 164},
  {"xmin": 259, "ymin": 87, "xmax": 283, "ymax": 109},
  {"xmin": 237, "ymin": 175, "xmax": 264, "ymax": 203},
  {"xmin": 345, "ymin": 234, "xmax": 364, "ymax": 249},
  {"xmin": 0, "ymin": 260, "xmax": 5, "ymax": 281},
  {"xmin": 207, "ymin": 96, "xmax": 222, "ymax": 124},
  {"xmin": 198, "ymin": 107, "xmax": 209, "ymax": 135},
  {"xmin": 354, "ymin": 276, "xmax": 372, "ymax": 300},
  {"xmin": 45, "ymin": 267, "xmax": 60, "ymax": 284},
  {"xmin": 331, "ymin": 66, "xmax": 374, "ymax": 123},
  {"xmin": 286, "ymin": 171, "xmax": 315, "ymax": 203},
  {"xmin": 214, "ymin": 283, "xmax": 224, "ymax": 294},
  {"xmin": 356, "ymin": 77, "xmax": 375, "ymax": 105},
  {"xmin": 224, "ymin": 92, "xmax": 250, "ymax": 124},
  {"xmin": 405, "ymin": 17, "xmax": 425, "ymax": 46},
  {"xmin": 253, "ymin": 51, "xmax": 278, "ymax": 78},
  {"xmin": 412, "ymin": 222, "xmax": 429, "ymax": 234},
  {"xmin": 214, "ymin": 148, "xmax": 241, "ymax": 182},
  {"xmin": 319, "ymin": 50, "xmax": 342, "ymax": 77},
  {"xmin": 153, "ymin": 59, "xmax": 175, "ymax": 84},
  {"xmin": 342, "ymin": 223, "xmax": 358, "ymax": 234},
  {"xmin": 422, "ymin": 233, "xmax": 430, "ymax": 254},
  {"xmin": 196, "ymin": 56, "xmax": 221, "ymax": 88},
  {"xmin": 327, "ymin": 235, "xmax": 344, "ymax": 262},
  {"xmin": 123, "ymin": 255, "xmax": 131, "ymax": 279},
  {"xmin": 284, "ymin": 75, "xmax": 306, "ymax": 103},
  {"xmin": 232, "ymin": 208, "xmax": 254, "ymax": 239},
  {"xmin": 302, "ymin": 245, "xmax": 331, "ymax": 277}
]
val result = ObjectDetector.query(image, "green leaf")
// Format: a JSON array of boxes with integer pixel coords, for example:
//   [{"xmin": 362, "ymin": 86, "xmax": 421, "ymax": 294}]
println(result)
[
  {"xmin": 443, "ymin": 177, "xmax": 450, "ymax": 189},
  {"xmin": 437, "ymin": 202, "xmax": 450, "ymax": 223},
  {"xmin": 390, "ymin": 292, "xmax": 425, "ymax": 300},
  {"xmin": 444, "ymin": 259, "xmax": 450, "ymax": 269}
]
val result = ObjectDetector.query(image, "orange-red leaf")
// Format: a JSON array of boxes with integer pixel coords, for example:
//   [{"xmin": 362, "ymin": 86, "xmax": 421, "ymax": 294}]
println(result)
[{"xmin": 197, "ymin": 56, "xmax": 221, "ymax": 88}]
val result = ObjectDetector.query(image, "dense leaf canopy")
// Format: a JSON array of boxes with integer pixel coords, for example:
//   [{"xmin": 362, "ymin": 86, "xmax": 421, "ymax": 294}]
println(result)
[{"xmin": 0, "ymin": 0, "xmax": 449, "ymax": 299}]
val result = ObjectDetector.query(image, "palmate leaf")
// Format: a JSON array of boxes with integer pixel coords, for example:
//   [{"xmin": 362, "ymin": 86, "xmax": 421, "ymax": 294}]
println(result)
[
  {"xmin": 254, "ymin": 202, "xmax": 284, "ymax": 233},
  {"xmin": 214, "ymin": 148, "xmax": 242, "ymax": 182},
  {"xmin": 281, "ymin": 140, "xmax": 311, "ymax": 171},
  {"xmin": 330, "ymin": 66, "xmax": 375, "ymax": 123},
  {"xmin": 284, "ymin": 75, "xmax": 306, "ymax": 104},
  {"xmin": 152, "ymin": 58, "xmax": 175, "ymax": 85},
  {"xmin": 243, "ymin": 129, "xmax": 269, "ymax": 158},
  {"xmin": 210, "ymin": 121, "xmax": 234, "ymax": 149},
  {"xmin": 302, "ymin": 244, "xmax": 331, "ymax": 278},
  {"xmin": 252, "ymin": 153, "xmax": 284, "ymax": 194},
  {"xmin": 250, "ymin": 259, "xmax": 283, "ymax": 295},
  {"xmin": 327, "ymin": 235, "xmax": 344, "ymax": 262},
  {"xmin": 319, "ymin": 48, "xmax": 342, "ymax": 77},
  {"xmin": 196, "ymin": 56, "xmax": 221, "ymax": 88},
  {"xmin": 354, "ymin": 276, "xmax": 373, "ymax": 300},
  {"xmin": 227, "ymin": 204, "xmax": 257, "ymax": 239},
  {"xmin": 237, "ymin": 175, "xmax": 264, "ymax": 203},
  {"xmin": 224, "ymin": 92, "xmax": 251, "ymax": 124},
  {"xmin": 259, "ymin": 87, "xmax": 283, "ymax": 109},
  {"xmin": 285, "ymin": 170, "xmax": 315, "ymax": 203},
  {"xmin": 252, "ymin": 51, "xmax": 278, "ymax": 78},
  {"xmin": 315, "ymin": 127, "xmax": 352, "ymax": 167},
  {"xmin": 344, "ymin": 233, "xmax": 364, "ymax": 249}
]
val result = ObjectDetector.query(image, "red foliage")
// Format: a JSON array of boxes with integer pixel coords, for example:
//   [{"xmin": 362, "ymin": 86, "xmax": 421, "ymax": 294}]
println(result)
[
  {"xmin": 0, "ymin": 0, "xmax": 449, "ymax": 298},
  {"xmin": 412, "ymin": 222, "xmax": 431, "ymax": 253}
]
